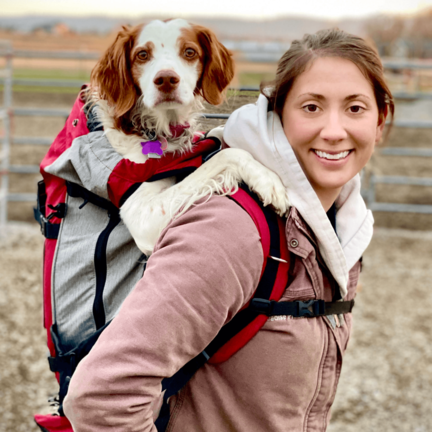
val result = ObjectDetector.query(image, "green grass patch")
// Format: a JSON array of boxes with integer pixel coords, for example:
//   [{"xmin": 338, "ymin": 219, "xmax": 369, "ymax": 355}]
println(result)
[
  {"xmin": 1, "ymin": 84, "xmax": 86, "ymax": 93},
  {"xmin": 13, "ymin": 68, "xmax": 91, "ymax": 81},
  {"xmin": 3, "ymin": 68, "xmax": 274, "ymax": 94},
  {"xmin": 227, "ymin": 89, "xmax": 260, "ymax": 97},
  {"xmin": 0, "ymin": 85, "xmax": 85, "ymax": 93},
  {"xmin": 0, "ymin": 68, "xmax": 91, "ymax": 93},
  {"xmin": 238, "ymin": 72, "xmax": 275, "ymax": 87}
]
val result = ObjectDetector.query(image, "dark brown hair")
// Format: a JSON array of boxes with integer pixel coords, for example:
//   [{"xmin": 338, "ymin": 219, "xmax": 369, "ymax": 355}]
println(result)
[{"xmin": 261, "ymin": 28, "xmax": 394, "ymax": 131}]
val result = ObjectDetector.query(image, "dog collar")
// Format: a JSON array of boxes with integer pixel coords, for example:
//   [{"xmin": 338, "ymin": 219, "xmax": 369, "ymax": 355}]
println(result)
[
  {"xmin": 141, "ymin": 123, "xmax": 190, "ymax": 158},
  {"xmin": 170, "ymin": 122, "xmax": 190, "ymax": 138}
]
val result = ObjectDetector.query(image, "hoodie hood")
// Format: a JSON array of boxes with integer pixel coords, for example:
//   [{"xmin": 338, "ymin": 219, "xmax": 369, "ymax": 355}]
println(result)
[{"xmin": 224, "ymin": 94, "xmax": 374, "ymax": 298}]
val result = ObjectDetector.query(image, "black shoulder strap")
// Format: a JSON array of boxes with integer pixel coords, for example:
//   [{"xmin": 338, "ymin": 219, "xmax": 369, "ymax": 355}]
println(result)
[{"xmin": 66, "ymin": 181, "xmax": 119, "ymax": 216}]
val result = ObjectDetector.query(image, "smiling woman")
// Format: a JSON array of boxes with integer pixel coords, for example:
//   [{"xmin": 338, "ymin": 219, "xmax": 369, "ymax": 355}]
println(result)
[
  {"xmin": 258, "ymin": 29, "xmax": 394, "ymax": 211},
  {"xmin": 282, "ymin": 57, "xmax": 386, "ymax": 210},
  {"xmin": 221, "ymin": 29, "xmax": 395, "ymax": 429}
]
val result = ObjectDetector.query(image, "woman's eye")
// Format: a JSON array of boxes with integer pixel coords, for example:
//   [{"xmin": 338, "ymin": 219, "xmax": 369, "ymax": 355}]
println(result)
[
  {"xmin": 184, "ymin": 48, "xmax": 196, "ymax": 58},
  {"xmin": 137, "ymin": 50, "xmax": 148, "ymax": 60},
  {"xmin": 303, "ymin": 104, "xmax": 319, "ymax": 113},
  {"xmin": 349, "ymin": 105, "xmax": 364, "ymax": 113}
]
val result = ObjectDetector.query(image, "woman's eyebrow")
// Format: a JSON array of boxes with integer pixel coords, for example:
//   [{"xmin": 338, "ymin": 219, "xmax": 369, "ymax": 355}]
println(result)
[
  {"xmin": 297, "ymin": 93, "xmax": 372, "ymax": 101},
  {"xmin": 297, "ymin": 93, "xmax": 324, "ymax": 100},
  {"xmin": 345, "ymin": 94, "xmax": 371, "ymax": 101}
]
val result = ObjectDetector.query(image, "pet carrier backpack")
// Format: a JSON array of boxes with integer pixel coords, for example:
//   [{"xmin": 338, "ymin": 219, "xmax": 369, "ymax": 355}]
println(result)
[{"xmin": 33, "ymin": 88, "xmax": 353, "ymax": 432}]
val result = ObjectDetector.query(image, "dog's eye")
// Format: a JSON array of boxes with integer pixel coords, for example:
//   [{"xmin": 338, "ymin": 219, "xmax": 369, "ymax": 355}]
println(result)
[
  {"xmin": 137, "ymin": 50, "xmax": 148, "ymax": 60},
  {"xmin": 184, "ymin": 48, "xmax": 196, "ymax": 59}
]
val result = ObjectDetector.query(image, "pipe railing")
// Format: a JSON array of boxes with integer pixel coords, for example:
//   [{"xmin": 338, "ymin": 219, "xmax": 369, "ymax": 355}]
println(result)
[{"xmin": 0, "ymin": 47, "xmax": 432, "ymax": 220}]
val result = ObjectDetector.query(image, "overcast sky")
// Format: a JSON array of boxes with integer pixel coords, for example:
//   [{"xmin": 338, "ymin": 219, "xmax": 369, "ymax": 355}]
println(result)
[{"xmin": 1, "ymin": 0, "xmax": 432, "ymax": 19}]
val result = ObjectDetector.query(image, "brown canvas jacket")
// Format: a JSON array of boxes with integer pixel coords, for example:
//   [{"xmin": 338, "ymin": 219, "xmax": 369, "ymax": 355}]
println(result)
[{"xmin": 64, "ymin": 196, "xmax": 360, "ymax": 432}]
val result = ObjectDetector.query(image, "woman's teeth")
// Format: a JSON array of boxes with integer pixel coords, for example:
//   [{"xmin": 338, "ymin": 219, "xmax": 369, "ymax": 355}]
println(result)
[{"xmin": 314, "ymin": 150, "xmax": 350, "ymax": 160}]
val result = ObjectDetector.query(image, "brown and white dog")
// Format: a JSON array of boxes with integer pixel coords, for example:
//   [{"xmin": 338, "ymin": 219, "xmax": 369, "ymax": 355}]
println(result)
[{"xmin": 88, "ymin": 19, "xmax": 288, "ymax": 255}]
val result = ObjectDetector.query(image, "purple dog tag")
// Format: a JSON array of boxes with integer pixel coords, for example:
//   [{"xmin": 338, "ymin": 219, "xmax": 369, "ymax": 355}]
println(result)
[{"xmin": 141, "ymin": 140, "xmax": 164, "ymax": 157}]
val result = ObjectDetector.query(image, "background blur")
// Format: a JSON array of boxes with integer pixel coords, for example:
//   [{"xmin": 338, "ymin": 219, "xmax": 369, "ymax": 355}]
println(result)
[{"xmin": 0, "ymin": 1, "xmax": 432, "ymax": 431}]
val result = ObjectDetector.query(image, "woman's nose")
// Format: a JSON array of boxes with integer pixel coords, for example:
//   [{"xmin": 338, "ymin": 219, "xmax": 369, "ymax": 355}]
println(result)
[{"xmin": 320, "ymin": 111, "xmax": 348, "ymax": 142}]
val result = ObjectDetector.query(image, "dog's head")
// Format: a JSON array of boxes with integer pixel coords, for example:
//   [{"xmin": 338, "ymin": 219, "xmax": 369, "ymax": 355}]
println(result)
[{"xmin": 91, "ymin": 19, "xmax": 234, "ymax": 133}]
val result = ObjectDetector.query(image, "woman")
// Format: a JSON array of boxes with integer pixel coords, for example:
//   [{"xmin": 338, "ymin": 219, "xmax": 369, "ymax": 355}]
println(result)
[{"xmin": 64, "ymin": 28, "xmax": 394, "ymax": 431}]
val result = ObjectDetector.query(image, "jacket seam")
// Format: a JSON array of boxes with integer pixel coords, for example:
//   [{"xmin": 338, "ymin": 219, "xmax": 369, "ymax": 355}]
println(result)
[
  {"xmin": 323, "ymin": 347, "xmax": 343, "ymax": 429},
  {"xmin": 166, "ymin": 382, "xmax": 187, "ymax": 431},
  {"xmin": 304, "ymin": 320, "xmax": 328, "ymax": 432},
  {"xmin": 302, "ymin": 256, "xmax": 321, "ymax": 299}
]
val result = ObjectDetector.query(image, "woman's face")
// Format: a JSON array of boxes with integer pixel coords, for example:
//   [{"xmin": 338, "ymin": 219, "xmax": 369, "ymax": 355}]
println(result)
[{"xmin": 282, "ymin": 56, "xmax": 385, "ymax": 206}]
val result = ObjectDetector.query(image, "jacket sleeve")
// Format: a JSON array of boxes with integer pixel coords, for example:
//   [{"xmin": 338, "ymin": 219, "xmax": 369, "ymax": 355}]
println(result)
[{"xmin": 63, "ymin": 195, "xmax": 263, "ymax": 431}]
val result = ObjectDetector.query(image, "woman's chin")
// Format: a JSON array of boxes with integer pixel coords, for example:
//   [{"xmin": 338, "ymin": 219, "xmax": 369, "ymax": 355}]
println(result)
[{"xmin": 310, "ymin": 173, "xmax": 355, "ymax": 196}]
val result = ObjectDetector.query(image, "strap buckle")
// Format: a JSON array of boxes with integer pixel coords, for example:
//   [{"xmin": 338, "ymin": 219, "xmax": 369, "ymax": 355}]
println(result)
[
  {"xmin": 38, "ymin": 206, "xmax": 65, "ymax": 239},
  {"xmin": 39, "ymin": 213, "xmax": 51, "ymax": 237},
  {"xmin": 297, "ymin": 300, "xmax": 325, "ymax": 317}
]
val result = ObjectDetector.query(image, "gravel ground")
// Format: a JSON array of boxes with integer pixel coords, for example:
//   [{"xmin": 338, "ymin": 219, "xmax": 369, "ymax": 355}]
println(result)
[
  {"xmin": 0, "ymin": 224, "xmax": 57, "ymax": 432},
  {"xmin": 328, "ymin": 228, "xmax": 432, "ymax": 432},
  {"xmin": 1, "ymin": 224, "xmax": 432, "ymax": 431}
]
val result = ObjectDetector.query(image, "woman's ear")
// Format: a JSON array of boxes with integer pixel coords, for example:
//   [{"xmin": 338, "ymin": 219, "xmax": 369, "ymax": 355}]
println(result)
[
  {"xmin": 375, "ymin": 105, "xmax": 388, "ymax": 144},
  {"xmin": 194, "ymin": 25, "xmax": 235, "ymax": 105},
  {"xmin": 91, "ymin": 25, "xmax": 140, "ymax": 121}
]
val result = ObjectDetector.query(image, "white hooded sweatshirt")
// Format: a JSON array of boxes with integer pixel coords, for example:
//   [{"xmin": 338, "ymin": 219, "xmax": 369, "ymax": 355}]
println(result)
[{"xmin": 224, "ymin": 94, "xmax": 374, "ymax": 298}]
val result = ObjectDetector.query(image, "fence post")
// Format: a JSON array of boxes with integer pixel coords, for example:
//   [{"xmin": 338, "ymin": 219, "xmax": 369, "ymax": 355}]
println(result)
[
  {"xmin": 368, "ymin": 174, "xmax": 376, "ymax": 209},
  {"xmin": 0, "ymin": 41, "xmax": 12, "ymax": 235}
]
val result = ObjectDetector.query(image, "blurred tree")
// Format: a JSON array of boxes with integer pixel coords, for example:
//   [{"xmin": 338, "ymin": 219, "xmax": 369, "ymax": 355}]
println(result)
[
  {"xmin": 366, "ymin": 9, "xmax": 432, "ymax": 58},
  {"xmin": 366, "ymin": 15, "xmax": 405, "ymax": 56},
  {"xmin": 407, "ymin": 8, "xmax": 432, "ymax": 57}
]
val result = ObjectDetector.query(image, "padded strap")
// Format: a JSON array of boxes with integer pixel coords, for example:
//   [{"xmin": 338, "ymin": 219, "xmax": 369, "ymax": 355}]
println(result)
[
  {"xmin": 206, "ymin": 186, "xmax": 289, "ymax": 363},
  {"xmin": 156, "ymin": 186, "xmax": 288, "ymax": 431}
]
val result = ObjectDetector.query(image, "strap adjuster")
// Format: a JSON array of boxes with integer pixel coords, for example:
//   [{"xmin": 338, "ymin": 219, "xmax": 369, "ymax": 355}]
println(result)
[
  {"xmin": 250, "ymin": 298, "xmax": 275, "ymax": 316},
  {"xmin": 37, "ymin": 213, "xmax": 60, "ymax": 239},
  {"xmin": 39, "ymin": 213, "xmax": 49, "ymax": 237},
  {"xmin": 297, "ymin": 300, "xmax": 325, "ymax": 317}
]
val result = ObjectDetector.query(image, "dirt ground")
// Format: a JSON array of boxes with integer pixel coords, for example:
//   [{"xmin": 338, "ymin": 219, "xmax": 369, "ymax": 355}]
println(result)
[
  {"xmin": 1, "ymin": 91, "xmax": 432, "ymax": 431},
  {"xmin": 1, "ymin": 225, "xmax": 432, "ymax": 432}
]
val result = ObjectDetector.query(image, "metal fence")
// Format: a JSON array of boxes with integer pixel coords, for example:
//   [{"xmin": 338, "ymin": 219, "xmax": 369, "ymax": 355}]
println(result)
[
  {"xmin": 0, "ymin": 47, "xmax": 432, "ymax": 231},
  {"xmin": 0, "ymin": 41, "xmax": 12, "ymax": 233}
]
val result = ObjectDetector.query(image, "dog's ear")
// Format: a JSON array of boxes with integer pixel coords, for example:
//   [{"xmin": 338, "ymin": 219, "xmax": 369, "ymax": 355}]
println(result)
[
  {"xmin": 194, "ymin": 26, "xmax": 234, "ymax": 106},
  {"xmin": 91, "ymin": 25, "xmax": 142, "ymax": 120}
]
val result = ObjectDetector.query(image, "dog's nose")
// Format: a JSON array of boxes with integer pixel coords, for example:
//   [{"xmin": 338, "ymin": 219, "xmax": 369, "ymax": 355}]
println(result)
[{"xmin": 153, "ymin": 70, "xmax": 180, "ymax": 93}]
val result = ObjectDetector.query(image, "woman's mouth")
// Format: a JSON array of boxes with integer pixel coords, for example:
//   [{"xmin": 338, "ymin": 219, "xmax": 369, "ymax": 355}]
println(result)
[{"xmin": 313, "ymin": 150, "xmax": 352, "ymax": 160}]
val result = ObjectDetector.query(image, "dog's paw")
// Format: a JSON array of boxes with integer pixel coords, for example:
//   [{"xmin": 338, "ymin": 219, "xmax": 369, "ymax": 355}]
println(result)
[
  {"xmin": 120, "ymin": 178, "xmax": 176, "ymax": 255},
  {"xmin": 220, "ymin": 149, "xmax": 289, "ymax": 216},
  {"xmin": 204, "ymin": 148, "xmax": 290, "ymax": 216},
  {"xmin": 247, "ymin": 167, "xmax": 290, "ymax": 217}
]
